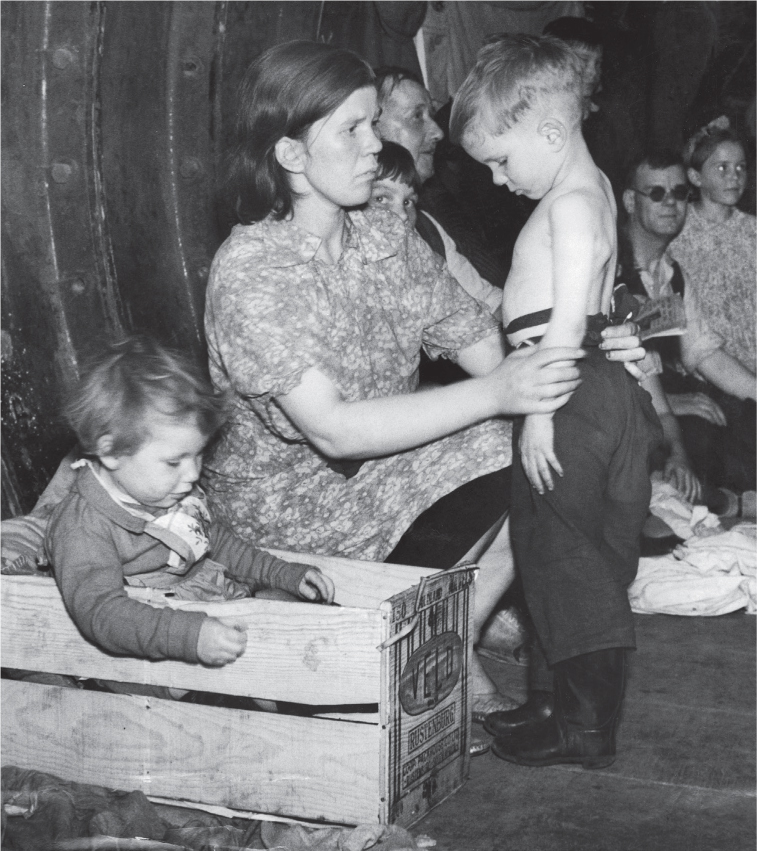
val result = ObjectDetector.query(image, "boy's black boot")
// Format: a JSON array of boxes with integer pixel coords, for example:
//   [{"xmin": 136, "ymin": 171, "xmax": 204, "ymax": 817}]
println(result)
[{"xmin": 491, "ymin": 648, "xmax": 626, "ymax": 769}]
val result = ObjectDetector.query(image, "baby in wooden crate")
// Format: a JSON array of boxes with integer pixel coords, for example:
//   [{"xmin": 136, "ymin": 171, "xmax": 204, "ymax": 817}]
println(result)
[{"xmin": 44, "ymin": 334, "xmax": 334, "ymax": 683}]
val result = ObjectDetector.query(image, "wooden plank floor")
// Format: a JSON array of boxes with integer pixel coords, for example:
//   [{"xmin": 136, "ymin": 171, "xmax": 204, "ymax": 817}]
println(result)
[{"xmin": 416, "ymin": 611, "xmax": 756, "ymax": 851}]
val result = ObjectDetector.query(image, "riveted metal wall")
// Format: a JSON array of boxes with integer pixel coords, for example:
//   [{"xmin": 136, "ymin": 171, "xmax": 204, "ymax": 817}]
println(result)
[{"xmin": 1, "ymin": 1, "xmax": 327, "ymax": 517}]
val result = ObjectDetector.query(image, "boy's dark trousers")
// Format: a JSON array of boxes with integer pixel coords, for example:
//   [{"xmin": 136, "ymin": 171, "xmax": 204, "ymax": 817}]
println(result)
[{"xmin": 493, "ymin": 348, "xmax": 663, "ymax": 767}]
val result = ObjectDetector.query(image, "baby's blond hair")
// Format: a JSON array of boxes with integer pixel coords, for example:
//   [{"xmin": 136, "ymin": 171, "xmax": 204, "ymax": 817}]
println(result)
[{"xmin": 450, "ymin": 34, "xmax": 585, "ymax": 146}]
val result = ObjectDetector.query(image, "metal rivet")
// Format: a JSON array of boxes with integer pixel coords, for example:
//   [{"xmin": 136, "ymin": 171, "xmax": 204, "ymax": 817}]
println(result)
[
  {"xmin": 51, "ymin": 162, "xmax": 73, "ymax": 183},
  {"xmin": 52, "ymin": 47, "xmax": 75, "ymax": 69},
  {"xmin": 179, "ymin": 157, "xmax": 202, "ymax": 180},
  {"xmin": 182, "ymin": 56, "xmax": 202, "ymax": 77}
]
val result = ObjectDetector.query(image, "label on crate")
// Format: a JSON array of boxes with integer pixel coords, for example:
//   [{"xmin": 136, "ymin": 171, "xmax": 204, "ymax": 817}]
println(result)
[
  {"xmin": 384, "ymin": 566, "xmax": 475, "ymax": 826},
  {"xmin": 399, "ymin": 631, "xmax": 462, "ymax": 715}
]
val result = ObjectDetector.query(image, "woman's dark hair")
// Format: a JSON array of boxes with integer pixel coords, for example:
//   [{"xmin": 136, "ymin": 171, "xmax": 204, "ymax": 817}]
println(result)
[
  {"xmin": 375, "ymin": 141, "xmax": 421, "ymax": 192},
  {"xmin": 228, "ymin": 40, "xmax": 374, "ymax": 224}
]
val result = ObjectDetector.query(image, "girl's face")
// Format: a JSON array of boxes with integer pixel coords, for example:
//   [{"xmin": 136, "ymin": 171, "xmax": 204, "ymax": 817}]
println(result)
[
  {"xmin": 299, "ymin": 86, "xmax": 382, "ymax": 212},
  {"xmin": 690, "ymin": 141, "xmax": 747, "ymax": 208},
  {"xmin": 369, "ymin": 177, "xmax": 418, "ymax": 227}
]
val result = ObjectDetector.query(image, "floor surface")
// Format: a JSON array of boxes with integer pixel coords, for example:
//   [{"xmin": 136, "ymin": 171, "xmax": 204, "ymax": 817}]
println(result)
[{"xmin": 415, "ymin": 611, "xmax": 756, "ymax": 851}]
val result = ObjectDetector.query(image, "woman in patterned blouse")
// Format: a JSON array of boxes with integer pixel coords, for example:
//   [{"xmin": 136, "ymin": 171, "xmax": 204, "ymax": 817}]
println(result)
[{"xmin": 203, "ymin": 40, "xmax": 643, "ymax": 716}]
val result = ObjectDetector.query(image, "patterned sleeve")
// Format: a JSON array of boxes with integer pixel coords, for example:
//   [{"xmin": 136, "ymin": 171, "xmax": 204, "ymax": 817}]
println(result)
[
  {"xmin": 205, "ymin": 237, "xmax": 339, "ymax": 401},
  {"xmin": 404, "ymin": 227, "xmax": 501, "ymax": 361}
]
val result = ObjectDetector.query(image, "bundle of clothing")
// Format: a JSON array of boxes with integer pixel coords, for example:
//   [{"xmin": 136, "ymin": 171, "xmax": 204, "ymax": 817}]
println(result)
[{"xmin": 630, "ymin": 477, "xmax": 756, "ymax": 616}]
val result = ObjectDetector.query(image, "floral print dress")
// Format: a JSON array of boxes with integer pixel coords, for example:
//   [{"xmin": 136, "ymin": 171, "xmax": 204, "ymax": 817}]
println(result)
[
  {"xmin": 203, "ymin": 207, "xmax": 512, "ymax": 562},
  {"xmin": 671, "ymin": 205, "xmax": 756, "ymax": 372}
]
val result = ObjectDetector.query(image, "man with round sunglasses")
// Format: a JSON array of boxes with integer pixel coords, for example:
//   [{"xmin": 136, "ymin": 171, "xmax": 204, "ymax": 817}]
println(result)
[{"xmin": 617, "ymin": 149, "xmax": 754, "ymax": 514}]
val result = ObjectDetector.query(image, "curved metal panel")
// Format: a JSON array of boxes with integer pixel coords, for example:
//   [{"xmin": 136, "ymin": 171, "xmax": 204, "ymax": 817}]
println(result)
[{"xmin": 2, "ymin": 1, "xmax": 122, "ymax": 513}]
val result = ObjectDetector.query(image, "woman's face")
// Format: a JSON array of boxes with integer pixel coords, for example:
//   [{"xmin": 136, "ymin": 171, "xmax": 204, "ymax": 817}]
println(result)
[
  {"xmin": 376, "ymin": 80, "xmax": 443, "ymax": 183},
  {"xmin": 692, "ymin": 141, "xmax": 747, "ymax": 208},
  {"xmin": 300, "ymin": 86, "xmax": 382, "ymax": 211}
]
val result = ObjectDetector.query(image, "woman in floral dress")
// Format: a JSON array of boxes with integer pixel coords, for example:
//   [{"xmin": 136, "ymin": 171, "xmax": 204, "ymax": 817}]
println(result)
[{"xmin": 202, "ymin": 40, "xmax": 642, "ymax": 718}]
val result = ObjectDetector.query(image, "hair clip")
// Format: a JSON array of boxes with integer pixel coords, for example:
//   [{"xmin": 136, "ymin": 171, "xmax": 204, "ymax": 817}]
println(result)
[{"xmin": 683, "ymin": 115, "xmax": 731, "ymax": 166}]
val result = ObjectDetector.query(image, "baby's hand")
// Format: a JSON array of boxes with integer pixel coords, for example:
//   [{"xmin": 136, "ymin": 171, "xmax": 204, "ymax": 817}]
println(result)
[
  {"xmin": 197, "ymin": 616, "xmax": 247, "ymax": 666},
  {"xmin": 298, "ymin": 568, "xmax": 335, "ymax": 604},
  {"xmin": 519, "ymin": 413, "xmax": 562, "ymax": 494}
]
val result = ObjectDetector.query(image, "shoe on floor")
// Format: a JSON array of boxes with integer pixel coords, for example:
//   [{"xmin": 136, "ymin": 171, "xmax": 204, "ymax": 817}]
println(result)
[
  {"xmin": 483, "ymin": 690, "xmax": 554, "ymax": 738},
  {"xmin": 470, "ymin": 732, "xmax": 491, "ymax": 756},
  {"xmin": 472, "ymin": 692, "xmax": 520, "ymax": 724},
  {"xmin": 476, "ymin": 608, "xmax": 528, "ymax": 665}
]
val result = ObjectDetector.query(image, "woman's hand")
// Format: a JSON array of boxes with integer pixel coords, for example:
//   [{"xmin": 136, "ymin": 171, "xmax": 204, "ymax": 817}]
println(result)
[
  {"xmin": 487, "ymin": 346, "xmax": 584, "ymax": 416},
  {"xmin": 600, "ymin": 322, "xmax": 646, "ymax": 380},
  {"xmin": 668, "ymin": 392, "xmax": 727, "ymax": 426}
]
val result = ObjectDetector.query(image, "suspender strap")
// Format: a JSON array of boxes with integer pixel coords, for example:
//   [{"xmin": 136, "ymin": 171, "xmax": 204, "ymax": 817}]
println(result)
[{"xmin": 415, "ymin": 211, "xmax": 447, "ymax": 260}]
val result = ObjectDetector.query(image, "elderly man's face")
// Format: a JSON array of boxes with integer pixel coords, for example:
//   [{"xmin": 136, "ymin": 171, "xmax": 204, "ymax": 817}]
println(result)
[
  {"xmin": 376, "ymin": 79, "xmax": 443, "ymax": 183},
  {"xmin": 624, "ymin": 163, "xmax": 688, "ymax": 239}
]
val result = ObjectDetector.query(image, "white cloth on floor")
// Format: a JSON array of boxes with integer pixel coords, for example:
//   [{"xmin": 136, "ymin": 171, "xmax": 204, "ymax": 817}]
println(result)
[
  {"xmin": 630, "ymin": 523, "xmax": 757, "ymax": 617},
  {"xmin": 630, "ymin": 477, "xmax": 756, "ymax": 616}
]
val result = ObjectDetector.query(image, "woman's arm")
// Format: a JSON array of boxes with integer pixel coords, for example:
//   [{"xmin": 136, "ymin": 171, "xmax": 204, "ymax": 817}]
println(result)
[
  {"xmin": 695, "ymin": 349, "xmax": 756, "ymax": 401},
  {"xmin": 277, "ymin": 344, "xmax": 584, "ymax": 460}
]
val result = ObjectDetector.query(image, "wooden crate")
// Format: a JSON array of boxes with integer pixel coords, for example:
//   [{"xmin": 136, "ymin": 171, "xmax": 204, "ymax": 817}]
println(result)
[{"xmin": 1, "ymin": 551, "xmax": 476, "ymax": 828}]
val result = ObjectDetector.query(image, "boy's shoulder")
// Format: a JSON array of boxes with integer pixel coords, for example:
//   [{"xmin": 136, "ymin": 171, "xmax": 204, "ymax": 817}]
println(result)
[{"xmin": 540, "ymin": 174, "xmax": 613, "ymax": 227}]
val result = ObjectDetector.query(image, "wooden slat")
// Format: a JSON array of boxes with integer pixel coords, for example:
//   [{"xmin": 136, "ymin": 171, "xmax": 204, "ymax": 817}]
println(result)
[
  {"xmin": 267, "ymin": 549, "xmax": 441, "ymax": 609},
  {"xmin": 1, "ymin": 574, "xmax": 383, "ymax": 705},
  {"xmin": 1, "ymin": 680, "xmax": 381, "ymax": 825}
]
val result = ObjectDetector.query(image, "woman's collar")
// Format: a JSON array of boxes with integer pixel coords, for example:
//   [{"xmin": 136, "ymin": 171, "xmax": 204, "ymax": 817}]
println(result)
[{"xmin": 256, "ymin": 208, "xmax": 397, "ymax": 267}]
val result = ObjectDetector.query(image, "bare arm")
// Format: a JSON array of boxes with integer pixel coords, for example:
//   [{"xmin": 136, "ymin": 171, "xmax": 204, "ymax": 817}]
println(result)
[
  {"xmin": 667, "ymin": 392, "xmax": 727, "ymax": 426},
  {"xmin": 519, "ymin": 192, "xmax": 608, "ymax": 491},
  {"xmin": 642, "ymin": 373, "xmax": 702, "ymax": 503},
  {"xmin": 539, "ymin": 192, "xmax": 606, "ymax": 350},
  {"xmin": 277, "ymin": 340, "xmax": 584, "ymax": 461},
  {"xmin": 696, "ymin": 349, "xmax": 756, "ymax": 401}
]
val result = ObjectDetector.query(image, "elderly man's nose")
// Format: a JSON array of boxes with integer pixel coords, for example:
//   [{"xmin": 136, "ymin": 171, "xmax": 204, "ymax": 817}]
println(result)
[{"xmin": 427, "ymin": 118, "xmax": 444, "ymax": 142}]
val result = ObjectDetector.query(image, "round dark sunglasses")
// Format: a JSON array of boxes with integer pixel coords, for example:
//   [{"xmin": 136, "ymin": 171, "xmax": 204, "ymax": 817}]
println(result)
[{"xmin": 633, "ymin": 184, "xmax": 690, "ymax": 203}]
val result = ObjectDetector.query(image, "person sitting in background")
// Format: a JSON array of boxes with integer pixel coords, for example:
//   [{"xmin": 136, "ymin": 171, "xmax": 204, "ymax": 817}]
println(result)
[
  {"xmin": 368, "ymin": 140, "xmax": 501, "ymax": 317},
  {"xmin": 46, "ymin": 336, "xmax": 334, "ymax": 678},
  {"xmin": 374, "ymin": 66, "xmax": 514, "ymax": 290},
  {"xmin": 618, "ymin": 149, "xmax": 755, "ymax": 513},
  {"xmin": 674, "ymin": 118, "xmax": 755, "ymax": 381}
]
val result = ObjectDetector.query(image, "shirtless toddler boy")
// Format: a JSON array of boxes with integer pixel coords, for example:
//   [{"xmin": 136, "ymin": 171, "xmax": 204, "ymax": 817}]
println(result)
[{"xmin": 450, "ymin": 34, "xmax": 662, "ymax": 768}]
